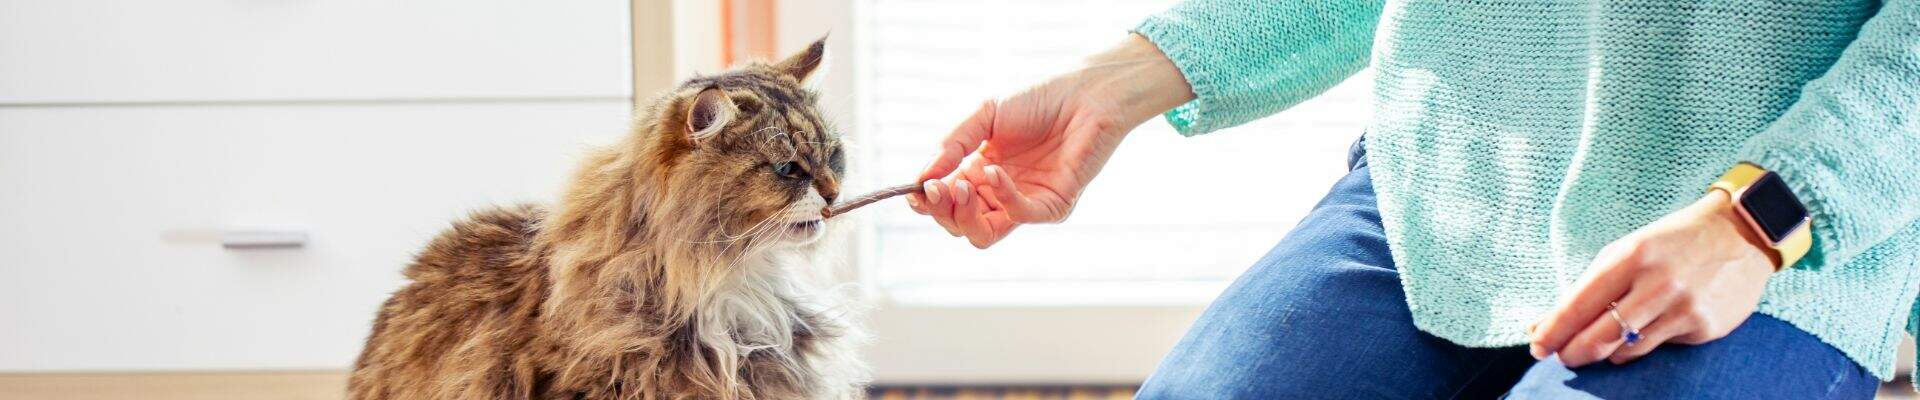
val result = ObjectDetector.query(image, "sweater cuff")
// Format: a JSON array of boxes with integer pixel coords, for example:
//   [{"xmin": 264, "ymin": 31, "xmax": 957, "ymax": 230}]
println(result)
[{"xmin": 1134, "ymin": 15, "xmax": 1217, "ymax": 137}]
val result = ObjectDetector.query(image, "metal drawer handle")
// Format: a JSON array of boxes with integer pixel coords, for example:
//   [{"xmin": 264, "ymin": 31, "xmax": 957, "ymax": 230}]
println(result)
[{"xmin": 220, "ymin": 230, "xmax": 308, "ymax": 249}]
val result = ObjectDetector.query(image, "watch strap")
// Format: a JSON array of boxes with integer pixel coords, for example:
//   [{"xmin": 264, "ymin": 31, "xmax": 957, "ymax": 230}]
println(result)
[
  {"xmin": 1775, "ymin": 217, "xmax": 1813, "ymax": 270},
  {"xmin": 1710, "ymin": 162, "xmax": 1768, "ymax": 195}
]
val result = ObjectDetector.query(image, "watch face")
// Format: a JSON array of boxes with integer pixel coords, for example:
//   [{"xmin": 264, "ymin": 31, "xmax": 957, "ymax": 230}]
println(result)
[{"xmin": 1741, "ymin": 172, "xmax": 1809, "ymax": 243}]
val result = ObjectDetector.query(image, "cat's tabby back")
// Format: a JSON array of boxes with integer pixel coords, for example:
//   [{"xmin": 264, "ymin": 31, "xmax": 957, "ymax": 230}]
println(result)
[{"xmin": 348, "ymin": 37, "xmax": 868, "ymax": 400}]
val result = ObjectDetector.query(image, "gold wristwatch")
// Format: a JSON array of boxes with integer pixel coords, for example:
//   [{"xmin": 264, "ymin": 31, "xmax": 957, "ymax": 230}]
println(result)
[{"xmin": 1709, "ymin": 162, "xmax": 1813, "ymax": 272}]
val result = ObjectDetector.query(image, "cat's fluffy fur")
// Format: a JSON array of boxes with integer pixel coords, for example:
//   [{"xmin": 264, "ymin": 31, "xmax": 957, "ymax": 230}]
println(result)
[{"xmin": 348, "ymin": 38, "xmax": 867, "ymax": 400}]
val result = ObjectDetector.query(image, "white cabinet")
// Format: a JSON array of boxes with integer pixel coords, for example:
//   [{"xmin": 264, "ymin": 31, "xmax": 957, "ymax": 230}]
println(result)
[
  {"xmin": 0, "ymin": 0, "xmax": 634, "ymax": 371},
  {"xmin": 0, "ymin": 102, "xmax": 633, "ymax": 370},
  {"xmin": 0, "ymin": 0, "xmax": 631, "ymax": 104}
]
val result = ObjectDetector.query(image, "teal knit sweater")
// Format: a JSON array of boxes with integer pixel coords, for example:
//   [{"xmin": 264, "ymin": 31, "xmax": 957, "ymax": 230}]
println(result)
[{"xmin": 1135, "ymin": 0, "xmax": 1920, "ymax": 379}]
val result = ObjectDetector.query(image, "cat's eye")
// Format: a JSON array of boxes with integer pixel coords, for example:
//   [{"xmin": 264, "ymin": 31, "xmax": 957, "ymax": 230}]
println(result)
[{"xmin": 772, "ymin": 161, "xmax": 808, "ymax": 180}]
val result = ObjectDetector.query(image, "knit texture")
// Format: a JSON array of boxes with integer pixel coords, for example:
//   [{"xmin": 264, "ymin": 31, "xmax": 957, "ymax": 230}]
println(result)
[{"xmin": 1136, "ymin": 0, "xmax": 1920, "ymax": 380}]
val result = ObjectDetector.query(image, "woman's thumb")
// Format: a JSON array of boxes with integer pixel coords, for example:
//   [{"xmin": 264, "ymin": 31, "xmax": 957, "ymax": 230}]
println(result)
[{"xmin": 920, "ymin": 101, "xmax": 997, "ymax": 182}]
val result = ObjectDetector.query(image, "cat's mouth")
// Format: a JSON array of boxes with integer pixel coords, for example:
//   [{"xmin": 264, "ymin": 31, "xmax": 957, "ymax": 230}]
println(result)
[
  {"xmin": 787, "ymin": 219, "xmax": 823, "ymax": 233},
  {"xmin": 782, "ymin": 218, "xmax": 825, "ymax": 242}
]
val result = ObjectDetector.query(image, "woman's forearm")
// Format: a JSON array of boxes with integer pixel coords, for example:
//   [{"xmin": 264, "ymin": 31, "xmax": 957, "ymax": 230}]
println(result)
[{"xmin": 1074, "ymin": 34, "xmax": 1195, "ymax": 131}]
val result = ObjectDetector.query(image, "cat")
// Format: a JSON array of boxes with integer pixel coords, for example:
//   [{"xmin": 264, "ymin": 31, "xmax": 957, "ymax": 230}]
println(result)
[{"xmin": 347, "ymin": 37, "xmax": 867, "ymax": 400}]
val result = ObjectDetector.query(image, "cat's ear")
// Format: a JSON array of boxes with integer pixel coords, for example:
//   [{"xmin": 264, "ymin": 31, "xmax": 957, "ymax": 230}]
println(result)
[
  {"xmin": 773, "ymin": 35, "xmax": 828, "ymax": 82},
  {"xmin": 685, "ymin": 87, "xmax": 735, "ymax": 142}
]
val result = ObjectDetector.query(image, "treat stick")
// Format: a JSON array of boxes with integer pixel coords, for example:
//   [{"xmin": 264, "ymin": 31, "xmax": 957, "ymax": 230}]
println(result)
[{"xmin": 822, "ymin": 183, "xmax": 923, "ymax": 219}]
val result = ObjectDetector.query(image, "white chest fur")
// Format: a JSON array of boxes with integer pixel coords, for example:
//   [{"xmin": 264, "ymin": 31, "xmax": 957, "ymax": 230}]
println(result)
[{"xmin": 694, "ymin": 248, "xmax": 868, "ymax": 398}]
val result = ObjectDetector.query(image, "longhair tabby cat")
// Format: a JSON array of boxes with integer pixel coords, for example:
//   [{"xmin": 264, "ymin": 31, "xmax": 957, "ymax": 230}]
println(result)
[{"xmin": 348, "ymin": 38, "xmax": 868, "ymax": 400}]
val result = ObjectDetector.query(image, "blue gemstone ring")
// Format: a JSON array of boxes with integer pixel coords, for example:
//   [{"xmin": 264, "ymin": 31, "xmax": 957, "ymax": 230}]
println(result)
[{"xmin": 1608, "ymin": 302, "xmax": 1642, "ymax": 346}]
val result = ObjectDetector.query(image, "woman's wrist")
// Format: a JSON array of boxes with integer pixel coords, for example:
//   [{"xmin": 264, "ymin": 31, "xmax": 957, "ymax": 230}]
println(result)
[
  {"xmin": 1695, "ymin": 191, "xmax": 1781, "ymax": 271},
  {"xmin": 1072, "ymin": 34, "xmax": 1196, "ymax": 135}
]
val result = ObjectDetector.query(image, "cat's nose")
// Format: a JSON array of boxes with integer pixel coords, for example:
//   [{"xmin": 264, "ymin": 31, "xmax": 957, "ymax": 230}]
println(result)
[{"xmin": 818, "ymin": 186, "xmax": 839, "ymax": 205}]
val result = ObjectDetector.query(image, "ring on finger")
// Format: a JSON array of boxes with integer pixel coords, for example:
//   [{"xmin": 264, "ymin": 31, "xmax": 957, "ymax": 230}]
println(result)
[{"xmin": 1607, "ymin": 301, "xmax": 1643, "ymax": 346}]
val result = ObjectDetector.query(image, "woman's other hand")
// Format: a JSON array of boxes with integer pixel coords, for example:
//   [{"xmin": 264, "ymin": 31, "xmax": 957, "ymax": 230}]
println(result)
[
  {"xmin": 908, "ymin": 34, "xmax": 1193, "ymax": 248},
  {"xmin": 1529, "ymin": 191, "xmax": 1780, "ymax": 367}
]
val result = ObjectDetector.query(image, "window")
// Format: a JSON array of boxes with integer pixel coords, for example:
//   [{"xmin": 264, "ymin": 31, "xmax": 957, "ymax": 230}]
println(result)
[{"xmin": 859, "ymin": 0, "xmax": 1374, "ymax": 301}]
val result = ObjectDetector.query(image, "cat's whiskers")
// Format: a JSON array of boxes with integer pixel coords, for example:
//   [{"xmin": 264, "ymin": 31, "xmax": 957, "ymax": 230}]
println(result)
[
  {"xmin": 752, "ymin": 126, "xmax": 788, "ymax": 142},
  {"xmin": 755, "ymin": 126, "xmax": 832, "ymax": 158},
  {"xmin": 688, "ymin": 215, "xmax": 775, "ymax": 246},
  {"xmin": 755, "ymin": 127, "xmax": 793, "ymax": 150},
  {"xmin": 696, "ymin": 209, "xmax": 785, "ymax": 246},
  {"xmin": 692, "ymin": 200, "xmax": 807, "ymax": 247},
  {"xmin": 775, "ymin": 130, "xmax": 805, "ymax": 160}
]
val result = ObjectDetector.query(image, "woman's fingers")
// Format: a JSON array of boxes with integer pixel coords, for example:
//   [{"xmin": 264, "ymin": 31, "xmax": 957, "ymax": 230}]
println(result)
[
  {"xmin": 1553, "ymin": 278, "xmax": 1679, "ymax": 367},
  {"xmin": 952, "ymin": 179, "xmax": 1001, "ymax": 248},
  {"xmin": 921, "ymin": 179, "xmax": 963, "ymax": 237},
  {"xmin": 981, "ymin": 208, "xmax": 1021, "ymax": 246},
  {"xmin": 924, "ymin": 159, "xmax": 1026, "ymax": 248},
  {"xmin": 1607, "ymin": 310, "xmax": 1684, "ymax": 365},
  {"xmin": 983, "ymin": 165, "xmax": 1052, "ymax": 223},
  {"xmin": 1530, "ymin": 242, "xmax": 1644, "ymax": 359},
  {"xmin": 912, "ymin": 100, "xmax": 995, "ymax": 219},
  {"xmin": 906, "ymin": 192, "xmax": 929, "ymax": 215}
]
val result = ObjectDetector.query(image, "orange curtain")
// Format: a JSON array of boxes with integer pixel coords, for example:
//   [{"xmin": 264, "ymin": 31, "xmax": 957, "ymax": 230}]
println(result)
[{"xmin": 721, "ymin": 0, "xmax": 777, "ymax": 66}]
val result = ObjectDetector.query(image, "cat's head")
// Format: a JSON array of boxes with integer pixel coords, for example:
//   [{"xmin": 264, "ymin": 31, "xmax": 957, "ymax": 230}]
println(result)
[{"xmin": 645, "ymin": 37, "xmax": 843, "ymax": 249}]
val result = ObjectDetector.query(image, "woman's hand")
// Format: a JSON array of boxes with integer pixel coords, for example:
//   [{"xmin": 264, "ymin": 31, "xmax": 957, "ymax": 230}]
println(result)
[
  {"xmin": 908, "ymin": 35, "xmax": 1193, "ymax": 248},
  {"xmin": 1529, "ymin": 191, "xmax": 1780, "ymax": 367}
]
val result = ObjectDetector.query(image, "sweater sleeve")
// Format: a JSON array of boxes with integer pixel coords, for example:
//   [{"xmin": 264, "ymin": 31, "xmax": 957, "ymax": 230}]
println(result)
[
  {"xmin": 1132, "ymin": 0, "xmax": 1385, "ymax": 136},
  {"xmin": 1735, "ymin": 0, "xmax": 1920, "ymax": 272}
]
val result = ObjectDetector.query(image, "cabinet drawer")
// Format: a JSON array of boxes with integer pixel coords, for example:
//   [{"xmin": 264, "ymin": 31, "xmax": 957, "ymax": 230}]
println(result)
[
  {"xmin": 0, "ymin": 0, "xmax": 629, "ymax": 104},
  {"xmin": 0, "ymin": 101, "xmax": 631, "ymax": 370}
]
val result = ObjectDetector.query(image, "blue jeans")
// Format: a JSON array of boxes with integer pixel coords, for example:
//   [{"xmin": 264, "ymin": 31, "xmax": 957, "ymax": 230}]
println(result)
[{"xmin": 1135, "ymin": 137, "xmax": 1878, "ymax": 399}]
